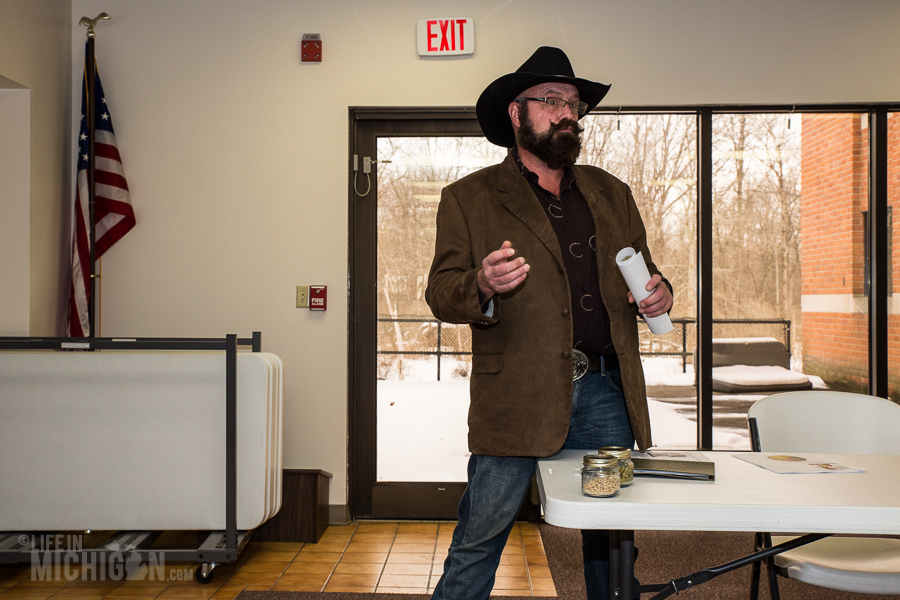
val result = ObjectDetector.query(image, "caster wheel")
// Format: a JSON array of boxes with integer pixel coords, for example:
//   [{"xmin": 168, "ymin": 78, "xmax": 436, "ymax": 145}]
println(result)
[{"xmin": 195, "ymin": 564, "xmax": 215, "ymax": 584}]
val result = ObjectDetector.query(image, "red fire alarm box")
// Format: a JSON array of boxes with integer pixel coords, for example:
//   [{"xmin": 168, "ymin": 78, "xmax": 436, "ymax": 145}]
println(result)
[
  {"xmin": 301, "ymin": 34, "xmax": 322, "ymax": 62},
  {"xmin": 310, "ymin": 285, "xmax": 327, "ymax": 310}
]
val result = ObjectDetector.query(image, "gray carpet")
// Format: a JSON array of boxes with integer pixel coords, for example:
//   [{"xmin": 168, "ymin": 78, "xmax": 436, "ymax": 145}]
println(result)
[{"xmin": 237, "ymin": 524, "xmax": 900, "ymax": 600}]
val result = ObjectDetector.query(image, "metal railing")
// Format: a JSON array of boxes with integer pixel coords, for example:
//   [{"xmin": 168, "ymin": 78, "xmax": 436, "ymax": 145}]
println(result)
[{"xmin": 377, "ymin": 316, "xmax": 792, "ymax": 381}]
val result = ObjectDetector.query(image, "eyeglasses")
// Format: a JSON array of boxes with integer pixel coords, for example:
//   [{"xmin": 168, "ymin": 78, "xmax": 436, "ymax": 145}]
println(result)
[{"xmin": 516, "ymin": 96, "xmax": 589, "ymax": 117}]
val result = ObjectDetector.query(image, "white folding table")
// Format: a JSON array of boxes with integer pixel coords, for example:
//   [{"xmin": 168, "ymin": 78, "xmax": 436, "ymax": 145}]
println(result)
[{"xmin": 536, "ymin": 450, "xmax": 900, "ymax": 599}]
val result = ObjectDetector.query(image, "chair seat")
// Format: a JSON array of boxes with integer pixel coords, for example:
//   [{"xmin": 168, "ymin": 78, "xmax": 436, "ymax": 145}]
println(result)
[{"xmin": 773, "ymin": 536, "xmax": 900, "ymax": 594}]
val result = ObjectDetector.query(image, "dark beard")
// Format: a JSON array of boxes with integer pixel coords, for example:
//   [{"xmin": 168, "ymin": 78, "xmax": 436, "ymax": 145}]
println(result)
[{"xmin": 515, "ymin": 102, "xmax": 583, "ymax": 169}]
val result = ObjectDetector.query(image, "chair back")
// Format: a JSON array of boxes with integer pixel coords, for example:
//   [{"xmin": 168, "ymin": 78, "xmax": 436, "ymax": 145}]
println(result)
[{"xmin": 748, "ymin": 391, "xmax": 900, "ymax": 454}]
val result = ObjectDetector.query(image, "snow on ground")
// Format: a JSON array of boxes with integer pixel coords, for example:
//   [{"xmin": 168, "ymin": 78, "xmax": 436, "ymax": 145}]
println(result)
[{"xmin": 376, "ymin": 357, "xmax": 810, "ymax": 482}]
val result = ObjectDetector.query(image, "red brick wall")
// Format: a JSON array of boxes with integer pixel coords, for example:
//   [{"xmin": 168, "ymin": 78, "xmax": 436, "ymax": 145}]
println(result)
[{"xmin": 801, "ymin": 113, "xmax": 900, "ymax": 398}]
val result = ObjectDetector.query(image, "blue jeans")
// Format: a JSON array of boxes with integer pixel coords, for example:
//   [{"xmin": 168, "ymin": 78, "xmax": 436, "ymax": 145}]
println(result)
[{"xmin": 431, "ymin": 367, "xmax": 635, "ymax": 600}]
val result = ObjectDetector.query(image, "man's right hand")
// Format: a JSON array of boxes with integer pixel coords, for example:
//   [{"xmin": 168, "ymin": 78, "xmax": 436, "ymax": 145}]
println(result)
[{"xmin": 477, "ymin": 241, "xmax": 530, "ymax": 300}]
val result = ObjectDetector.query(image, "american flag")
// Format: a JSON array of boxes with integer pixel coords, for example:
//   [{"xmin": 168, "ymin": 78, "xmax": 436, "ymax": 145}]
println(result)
[{"xmin": 67, "ymin": 45, "xmax": 135, "ymax": 337}]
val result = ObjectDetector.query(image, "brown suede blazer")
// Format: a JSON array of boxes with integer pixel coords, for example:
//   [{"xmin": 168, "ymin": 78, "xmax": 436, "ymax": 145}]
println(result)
[{"xmin": 425, "ymin": 151, "xmax": 661, "ymax": 456}]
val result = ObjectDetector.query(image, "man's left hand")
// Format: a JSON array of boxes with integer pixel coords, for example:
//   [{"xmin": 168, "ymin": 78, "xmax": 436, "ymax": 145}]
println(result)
[{"xmin": 627, "ymin": 274, "xmax": 673, "ymax": 318}]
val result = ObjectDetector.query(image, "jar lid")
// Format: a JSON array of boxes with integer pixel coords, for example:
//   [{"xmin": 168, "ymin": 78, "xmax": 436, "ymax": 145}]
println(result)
[
  {"xmin": 583, "ymin": 453, "xmax": 617, "ymax": 467},
  {"xmin": 599, "ymin": 446, "xmax": 632, "ymax": 459}
]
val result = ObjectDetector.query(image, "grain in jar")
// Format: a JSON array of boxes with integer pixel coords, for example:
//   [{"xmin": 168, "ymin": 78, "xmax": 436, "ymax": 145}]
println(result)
[{"xmin": 581, "ymin": 453, "xmax": 620, "ymax": 497}]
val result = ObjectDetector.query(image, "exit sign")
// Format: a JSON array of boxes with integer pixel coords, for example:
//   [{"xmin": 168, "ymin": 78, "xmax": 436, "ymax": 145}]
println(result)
[{"xmin": 417, "ymin": 18, "xmax": 475, "ymax": 57}]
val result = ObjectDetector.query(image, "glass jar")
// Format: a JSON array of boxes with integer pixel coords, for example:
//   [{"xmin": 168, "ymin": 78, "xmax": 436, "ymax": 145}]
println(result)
[
  {"xmin": 581, "ymin": 453, "xmax": 620, "ymax": 497},
  {"xmin": 600, "ymin": 446, "xmax": 635, "ymax": 487}
]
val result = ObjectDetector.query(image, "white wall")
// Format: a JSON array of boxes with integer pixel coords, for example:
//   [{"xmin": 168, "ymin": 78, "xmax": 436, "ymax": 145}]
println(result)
[
  {"xmin": 65, "ymin": 0, "xmax": 900, "ymax": 508},
  {"xmin": 0, "ymin": 0, "xmax": 71, "ymax": 336},
  {"xmin": 0, "ymin": 79, "xmax": 30, "ymax": 335}
]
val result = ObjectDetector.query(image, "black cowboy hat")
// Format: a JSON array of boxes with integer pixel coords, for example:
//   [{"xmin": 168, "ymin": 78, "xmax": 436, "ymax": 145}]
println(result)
[{"xmin": 476, "ymin": 46, "xmax": 611, "ymax": 148}]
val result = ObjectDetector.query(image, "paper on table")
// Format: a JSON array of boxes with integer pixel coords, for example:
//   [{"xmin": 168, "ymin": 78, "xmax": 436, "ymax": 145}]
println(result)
[
  {"xmin": 615, "ymin": 247, "xmax": 673, "ymax": 334},
  {"xmin": 734, "ymin": 453, "xmax": 866, "ymax": 474}
]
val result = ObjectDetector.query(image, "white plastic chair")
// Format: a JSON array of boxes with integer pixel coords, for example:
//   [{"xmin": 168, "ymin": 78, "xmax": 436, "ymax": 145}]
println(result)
[{"xmin": 748, "ymin": 390, "xmax": 900, "ymax": 598}]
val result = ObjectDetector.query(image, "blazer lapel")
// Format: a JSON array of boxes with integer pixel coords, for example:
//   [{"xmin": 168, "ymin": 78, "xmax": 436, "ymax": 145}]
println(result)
[{"xmin": 497, "ymin": 155, "xmax": 565, "ymax": 270}]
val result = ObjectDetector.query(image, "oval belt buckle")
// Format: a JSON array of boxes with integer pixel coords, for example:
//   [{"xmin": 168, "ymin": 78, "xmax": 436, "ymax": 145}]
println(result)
[{"xmin": 573, "ymin": 349, "xmax": 588, "ymax": 381}]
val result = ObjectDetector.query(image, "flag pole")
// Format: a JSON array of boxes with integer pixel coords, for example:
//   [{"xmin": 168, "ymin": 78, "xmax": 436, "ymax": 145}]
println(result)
[{"xmin": 79, "ymin": 13, "xmax": 110, "ymax": 338}]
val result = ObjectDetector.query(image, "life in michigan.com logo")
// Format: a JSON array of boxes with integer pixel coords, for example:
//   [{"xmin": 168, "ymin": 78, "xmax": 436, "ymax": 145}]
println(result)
[{"xmin": 25, "ymin": 534, "xmax": 194, "ymax": 582}]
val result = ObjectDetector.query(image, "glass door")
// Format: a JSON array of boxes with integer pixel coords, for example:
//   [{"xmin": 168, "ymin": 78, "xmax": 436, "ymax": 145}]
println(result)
[{"xmin": 349, "ymin": 110, "xmax": 490, "ymax": 519}]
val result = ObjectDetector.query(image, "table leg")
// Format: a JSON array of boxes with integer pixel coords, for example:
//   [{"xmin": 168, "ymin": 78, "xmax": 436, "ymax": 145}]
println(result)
[
  {"xmin": 609, "ymin": 530, "xmax": 621, "ymax": 599},
  {"xmin": 620, "ymin": 530, "xmax": 635, "ymax": 599}
]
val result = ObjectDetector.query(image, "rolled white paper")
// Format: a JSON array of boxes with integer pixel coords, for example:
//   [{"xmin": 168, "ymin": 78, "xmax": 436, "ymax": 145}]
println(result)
[{"xmin": 615, "ymin": 247, "xmax": 673, "ymax": 335}]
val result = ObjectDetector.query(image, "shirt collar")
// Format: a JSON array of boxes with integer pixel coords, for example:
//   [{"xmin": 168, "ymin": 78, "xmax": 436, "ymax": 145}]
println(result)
[{"xmin": 510, "ymin": 146, "xmax": 577, "ymax": 194}]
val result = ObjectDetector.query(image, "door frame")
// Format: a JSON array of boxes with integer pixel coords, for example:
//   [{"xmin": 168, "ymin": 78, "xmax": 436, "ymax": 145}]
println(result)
[{"xmin": 347, "ymin": 107, "xmax": 482, "ymax": 519}]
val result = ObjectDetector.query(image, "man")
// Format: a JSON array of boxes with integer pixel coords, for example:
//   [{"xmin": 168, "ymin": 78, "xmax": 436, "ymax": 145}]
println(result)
[{"xmin": 425, "ymin": 47, "xmax": 673, "ymax": 600}]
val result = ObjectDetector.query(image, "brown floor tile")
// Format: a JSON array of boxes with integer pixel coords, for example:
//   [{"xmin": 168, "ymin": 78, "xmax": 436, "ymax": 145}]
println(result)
[
  {"xmin": 332, "ymin": 563, "xmax": 382, "ymax": 576},
  {"xmin": 232, "ymin": 562, "xmax": 288, "ymax": 575},
  {"xmin": 323, "ymin": 574, "xmax": 379, "ymax": 588},
  {"xmin": 381, "ymin": 564, "xmax": 431, "ymax": 576},
  {"xmin": 239, "ymin": 586, "xmax": 271, "ymax": 592},
  {"xmin": 347, "ymin": 534, "xmax": 393, "ymax": 544},
  {"xmin": 321, "ymin": 524, "xmax": 358, "ymax": 534},
  {"xmin": 47, "ymin": 596, "xmax": 104, "ymax": 600},
  {"xmin": 386, "ymin": 554, "xmax": 432, "ymax": 565},
  {"xmin": 154, "ymin": 588, "xmax": 216, "ymax": 600},
  {"xmin": 322, "ymin": 587, "xmax": 375, "ymax": 594},
  {"xmin": 243, "ymin": 552, "xmax": 296, "ymax": 563},
  {"xmin": 530, "ymin": 577, "xmax": 556, "ymax": 592},
  {"xmin": 268, "ymin": 573, "xmax": 328, "ymax": 588},
  {"xmin": 396, "ymin": 524, "xmax": 438, "ymax": 534},
  {"xmin": 54, "ymin": 585, "xmax": 119, "ymax": 596},
  {"xmin": 498, "ymin": 554, "xmax": 526, "ymax": 566},
  {"xmin": 489, "ymin": 589, "xmax": 530, "ymax": 597},
  {"xmin": 377, "ymin": 574, "xmax": 429, "ymax": 588},
  {"xmin": 296, "ymin": 543, "xmax": 346, "ymax": 554},
  {"xmin": 354, "ymin": 523, "xmax": 397, "ymax": 535},
  {"xmin": 219, "ymin": 571, "xmax": 281, "ymax": 587},
  {"xmin": 389, "ymin": 543, "xmax": 435, "ymax": 554},
  {"xmin": 210, "ymin": 584, "xmax": 245, "ymax": 599},
  {"xmin": 102, "ymin": 596, "xmax": 164, "ymax": 600},
  {"xmin": 314, "ymin": 534, "xmax": 352, "ymax": 546},
  {"xmin": 375, "ymin": 587, "xmax": 427, "ymax": 594},
  {"xmin": 492, "ymin": 576, "xmax": 531, "ymax": 590},
  {"xmin": 527, "ymin": 565, "xmax": 552, "ymax": 579},
  {"xmin": 1, "ymin": 583, "xmax": 67, "ymax": 596},
  {"xmin": 519, "ymin": 524, "xmax": 541, "ymax": 536},
  {"xmin": 525, "ymin": 555, "xmax": 549, "ymax": 566},
  {"xmin": 106, "ymin": 583, "xmax": 168, "ymax": 596},
  {"xmin": 393, "ymin": 533, "xmax": 437, "ymax": 544},
  {"xmin": 501, "ymin": 544, "xmax": 525, "ymax": 555},
  {"xmin": 282, "ymin": 563, "xmax": 334, "ymax": 576},
  {"xmin": 339, "ymin": 552, "xmax": 387, "ymax": 564},
  {"xmin": 496, "ymin": 565, "xmax": 527, "ymax": 578},
  {"xmin": 290, "ymin": 552, "xmax": 341, "ymax": 564},
  {"xmin": 268, "ymin": 584, "xmax": 319, "ymax": 593},
  {"xmin": 344, "ymin": 542, "xmax": 392, "ymax": 553},
  {"xmin": 256, "ymin": 543, "xmax": 301, "ymax": 552}
]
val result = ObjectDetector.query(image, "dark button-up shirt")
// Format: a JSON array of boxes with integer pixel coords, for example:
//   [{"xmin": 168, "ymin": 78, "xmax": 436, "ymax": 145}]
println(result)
[{"xmin": 513, "ymin": 148, "xmax": 612, "ymax": 356}]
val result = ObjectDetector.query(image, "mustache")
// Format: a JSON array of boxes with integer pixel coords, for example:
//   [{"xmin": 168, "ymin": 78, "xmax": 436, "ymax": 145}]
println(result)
[{"xmin": 550, "ymin": 119, "xmax": 583, "ymax": 135}]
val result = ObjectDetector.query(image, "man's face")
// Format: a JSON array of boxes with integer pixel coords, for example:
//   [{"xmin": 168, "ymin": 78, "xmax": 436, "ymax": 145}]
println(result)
[{"xmin": 511, "ymin": 82, "xmax": 583, "ymax": 169}]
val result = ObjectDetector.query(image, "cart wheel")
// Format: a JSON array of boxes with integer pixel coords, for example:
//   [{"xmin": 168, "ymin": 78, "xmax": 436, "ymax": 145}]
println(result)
[{"xmin": 196, "ymin": 564, "xmax": 215, "ymax": 584}]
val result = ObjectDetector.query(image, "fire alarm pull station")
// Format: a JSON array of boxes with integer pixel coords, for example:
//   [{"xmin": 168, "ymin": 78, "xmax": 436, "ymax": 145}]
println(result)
[
  {"xmin": 310, "ymin": 285, "xmax": 327, "ymax": 311},
  {"xmin": 301, "ymin": 34, "xmax": 322, "ymax": 62}
]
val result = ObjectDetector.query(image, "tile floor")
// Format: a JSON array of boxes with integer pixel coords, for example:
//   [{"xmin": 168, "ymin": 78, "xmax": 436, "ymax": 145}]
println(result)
[{"xmin": 0, "ymin": 522, "xmax": 556, "ymax": 598}]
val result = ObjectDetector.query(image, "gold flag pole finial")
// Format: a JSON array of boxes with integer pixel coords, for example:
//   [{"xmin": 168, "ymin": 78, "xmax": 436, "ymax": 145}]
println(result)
[{"xmin": 79, "ymin": 13, "xmax": 111, "ymax": 38}]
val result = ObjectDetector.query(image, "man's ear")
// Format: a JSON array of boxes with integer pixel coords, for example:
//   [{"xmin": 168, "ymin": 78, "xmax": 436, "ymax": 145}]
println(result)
[{"xmin": 508, "ymin": 101, "xmax": 521, "ymax": 129}]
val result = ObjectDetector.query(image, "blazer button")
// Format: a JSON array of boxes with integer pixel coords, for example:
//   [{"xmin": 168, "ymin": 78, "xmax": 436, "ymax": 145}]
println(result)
[
  {"xmin": 561, "ymin": 351, "xmax": 571, "ymax": 359},
  {"xmin": 561, "ymin": 307, "xmax": 570, "ymax": 316}
]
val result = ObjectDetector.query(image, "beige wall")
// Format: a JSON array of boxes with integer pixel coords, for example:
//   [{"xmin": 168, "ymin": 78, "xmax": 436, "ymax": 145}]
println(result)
[
  {"xmin": 0, "ymin": 0, "xmax": 71, "ymax": 336},
  {"xmin": 6, "ymin": 0, "xmax": 888, "ymax": 507}
]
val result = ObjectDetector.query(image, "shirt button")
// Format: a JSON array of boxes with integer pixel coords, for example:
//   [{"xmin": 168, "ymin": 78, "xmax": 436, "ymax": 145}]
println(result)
[
  {"xmin": 561, "ymin": 351, "xmax": 571, "ymax": 359},
  {"xmin": 561, "ymin": 307, "xmax": 570, "ymax": 316},
  {"xmin": 582, "ymin": 286, "xmax": 587, "ymax": 292}
]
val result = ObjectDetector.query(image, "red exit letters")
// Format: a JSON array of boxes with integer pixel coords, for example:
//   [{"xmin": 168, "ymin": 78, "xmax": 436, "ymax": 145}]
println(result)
[{"xmin": 417, "ymin": 18, "xmax": 475, "ymax": 57}]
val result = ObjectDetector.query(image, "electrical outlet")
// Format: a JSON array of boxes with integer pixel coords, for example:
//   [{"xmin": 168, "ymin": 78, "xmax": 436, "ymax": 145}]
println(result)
[{"xmin": 296, "ymin": 285, "xmax": 309, "ymax": 308}]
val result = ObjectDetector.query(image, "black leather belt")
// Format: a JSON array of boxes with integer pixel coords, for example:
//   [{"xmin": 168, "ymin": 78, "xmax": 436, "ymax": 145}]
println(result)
[
  {"xmin": 573, "ymin": 349, "xmax": 619, "ymax": 380},
  {"xmin": 587, "ymin": 352, "xmax": 619, "ymax": 372}
]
